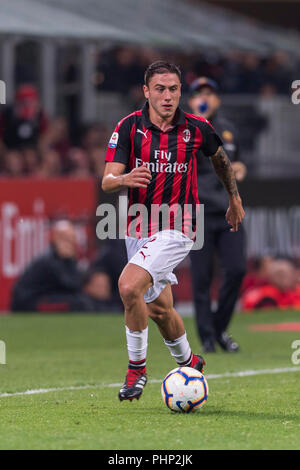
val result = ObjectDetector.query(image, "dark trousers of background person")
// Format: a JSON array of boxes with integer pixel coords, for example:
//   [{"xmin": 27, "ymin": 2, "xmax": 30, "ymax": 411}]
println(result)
[{"xmin": 190, "ymin": 214, "xmax": 246, "ymax": 344}]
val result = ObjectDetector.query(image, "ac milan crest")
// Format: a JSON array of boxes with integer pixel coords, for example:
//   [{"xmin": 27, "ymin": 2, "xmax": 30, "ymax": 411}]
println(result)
[{"xmin": 182, "ymin": 128, "xmax": 191, "ymax": 143}]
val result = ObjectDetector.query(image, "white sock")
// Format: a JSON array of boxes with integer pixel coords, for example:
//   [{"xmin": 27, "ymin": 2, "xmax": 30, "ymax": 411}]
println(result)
[
  {"xmin": 164, "ymin": 332, "xmax": 192, "ymax": 366},
  {"xmin": 126, "ymin": 325, "xmax": 148, "ymax": 369}
]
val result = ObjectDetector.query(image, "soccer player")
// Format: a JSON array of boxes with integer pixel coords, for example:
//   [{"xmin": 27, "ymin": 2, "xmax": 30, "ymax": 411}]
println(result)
[{"xmin": 102, "ymin": 61, "xmax": 245, "ymax": 401}]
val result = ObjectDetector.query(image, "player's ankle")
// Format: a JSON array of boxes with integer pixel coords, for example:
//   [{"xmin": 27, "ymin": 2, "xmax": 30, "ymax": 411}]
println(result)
[
  {"xmin": 128, "ymin": 358, "xmax": 146, "ymax": 374},
  {"xmin": 189, "ymin": 353, "xmax": 200, "ymax": 368},
  {"xmin": 128, "ymin": 366, "xmax": 146, "ymax": 375},
  {"xmin": 177, "ymin": 352, "xmax": 200, "ymax": 368},
  {"xmin": 176, "ymin": 351, "xmax": 193, "ymax": 367},
  {"xmin": 127, "ymin": 363, "xmax": 147, "ymax": 386}
]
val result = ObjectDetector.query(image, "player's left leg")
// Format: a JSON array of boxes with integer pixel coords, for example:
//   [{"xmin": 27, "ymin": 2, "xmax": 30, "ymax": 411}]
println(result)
[
  {"xmin": 118, "ymin": 263, "xmax": 153, "ymax": 401},
  {"xmin": 147, "ymin": 284, "xmax": 205, "ymax": 372}
]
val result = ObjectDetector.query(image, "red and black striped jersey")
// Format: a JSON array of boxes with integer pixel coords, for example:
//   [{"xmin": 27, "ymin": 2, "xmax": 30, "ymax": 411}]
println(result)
[{"xmin": 105, "ymin": 102, "xmax": 222, "ymax": 238}]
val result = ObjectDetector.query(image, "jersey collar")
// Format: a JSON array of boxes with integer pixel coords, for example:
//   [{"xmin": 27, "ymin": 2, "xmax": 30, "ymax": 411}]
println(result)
[{"xmin": 142, "ymin": 101, "xmax": 185, "ymax": 130}]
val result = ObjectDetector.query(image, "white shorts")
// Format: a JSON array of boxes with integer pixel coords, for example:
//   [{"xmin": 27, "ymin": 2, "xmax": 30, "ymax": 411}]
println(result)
[{"xmin": 125, "ymin": 230, "xmax": 194, "ymax": 304}]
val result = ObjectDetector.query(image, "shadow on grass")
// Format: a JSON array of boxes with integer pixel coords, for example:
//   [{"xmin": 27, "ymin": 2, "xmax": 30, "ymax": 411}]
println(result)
[
  {"xmin": 196, "ymin": 407, "xmax": 300, "ymax": 422},
  {"xmin": 119, "ymin": 406, "xmax": 300, "ymax": 423}
]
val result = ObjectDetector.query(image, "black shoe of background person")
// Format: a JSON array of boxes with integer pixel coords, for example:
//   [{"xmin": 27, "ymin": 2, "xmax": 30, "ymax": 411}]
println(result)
[
  {"xmin": 202, "ymin": 339, "xmax": 216, "ymax": 353},
  {"xmin": 217, "ymin": 332, "xmax": 240, "ymax": 352}
]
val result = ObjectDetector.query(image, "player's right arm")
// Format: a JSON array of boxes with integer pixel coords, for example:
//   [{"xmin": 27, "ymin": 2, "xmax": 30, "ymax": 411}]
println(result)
[
  {"xmin": 102, "ymin": 162, "xmax": 152, "ymax": 193},
  {"xmin": 102, "ymin": 115, "xmax": 151, "ymax": 193}
]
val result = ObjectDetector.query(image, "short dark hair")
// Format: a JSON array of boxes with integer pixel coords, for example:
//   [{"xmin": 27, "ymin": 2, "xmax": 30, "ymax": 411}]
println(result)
[{"xmin": 144, "ymin": 61, "xmax": 181, "ymax": 87}]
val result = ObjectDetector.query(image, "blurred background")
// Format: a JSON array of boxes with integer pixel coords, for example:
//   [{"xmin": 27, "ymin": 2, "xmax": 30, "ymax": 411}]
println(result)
[{"xmin": 0, "ymin": 0, "xmax": 299, "ymax": 314}]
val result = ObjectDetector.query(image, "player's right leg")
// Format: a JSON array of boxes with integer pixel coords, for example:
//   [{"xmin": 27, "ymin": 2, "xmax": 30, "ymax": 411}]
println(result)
[{"xmin": 117, "ymin": 263, "xmax": 153, "ymax": 401}]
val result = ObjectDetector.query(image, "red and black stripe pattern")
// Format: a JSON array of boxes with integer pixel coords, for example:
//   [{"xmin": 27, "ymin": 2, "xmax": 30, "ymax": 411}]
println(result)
[{"xmin": 128, "ymin": 359, "xmax": 146, "ymax": 370}]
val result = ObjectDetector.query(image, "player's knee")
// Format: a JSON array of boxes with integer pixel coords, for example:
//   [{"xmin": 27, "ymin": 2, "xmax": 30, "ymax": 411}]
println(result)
[{"xmin": 118, "ymin": 277, "xmax": 140, "ymax": 305}]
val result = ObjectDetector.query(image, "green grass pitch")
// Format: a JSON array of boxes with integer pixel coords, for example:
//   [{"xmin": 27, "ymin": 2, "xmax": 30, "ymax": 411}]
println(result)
[{"xmin": 0, "ymin": 310, "xmax": 299, "ymax": 450}]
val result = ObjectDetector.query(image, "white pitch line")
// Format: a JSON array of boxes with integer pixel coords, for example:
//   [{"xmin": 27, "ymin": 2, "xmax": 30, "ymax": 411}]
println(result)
[{"xmin": 0, "ymin": 366, "xmax": 299, "ymax": 399}]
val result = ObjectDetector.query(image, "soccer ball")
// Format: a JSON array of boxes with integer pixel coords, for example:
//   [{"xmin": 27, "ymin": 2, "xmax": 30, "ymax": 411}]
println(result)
[{"xmin": 161, "ymin": 366, "xmax": 209, "ymax": 413}]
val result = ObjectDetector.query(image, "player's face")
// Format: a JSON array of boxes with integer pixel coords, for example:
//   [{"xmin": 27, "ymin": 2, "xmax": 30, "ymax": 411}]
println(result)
[
  {"xmin": 143, "ymin": 73, "xmax": 181, "ymax": 119},
  {"xmin": 188, "ymin": 87, "xmax": 220, "ymax": 119}
]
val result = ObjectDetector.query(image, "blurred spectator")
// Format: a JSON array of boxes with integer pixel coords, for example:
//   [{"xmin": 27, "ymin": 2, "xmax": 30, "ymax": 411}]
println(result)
[
  {"xmin": 0, "ymin": 45, "xmax": 294, "ymax": 181},
  {"xmin": 219, "ymin": 50, "xmax": 244, "ymax": 94},
  {"xmin": 11, "ymin": 220, "xmax": 119, "ymax": 312},
  {"xmin": 84, "ymin": 271, "xmax": 112, "ymax": 300},
  {"xmin": 89, "ymin": 146, "xmax": 107, "ymax": 179},
  {"xmin": 39, "ymin": 116, "xmax": 71, "ymax": 168},
  {"xmin": 94, "ymin": 46, "xmax": 295, "ymax": 97},
  {"xmin": 67, "ymin": 147, "xmax": 91, "ymax": 178},
  {"xmin": 35, "ymin": 149, "xmax": 62, "ymax": 178},
  {"xmin": 261, "ymin": 51, "xmax": 293, "ymax": 95},
  {"xmin": 91, "ymin": 239, "xmax": 127, "ymax": 305},
  {"xmin": 0, "ymin": 84, "xmax": 48, "ymax": 151},
  {"xmin": 23, "ymin": 147, "xmax": 40, "ymax": 175},
  {"xmin": 238, "ymin": 53, "xmax": 264, "ymax": 94},
  {"xmin": 96, "ymin": 46, "xmax": 143, "ymax": 94},
  {"xmin": 242, "ymin": 258, "xmax": 300, "ymax": 310},
  {"xmin": 80, "ymin": 123, "xmax": 109, "ymax": 153},
  {"xmin": 268, "ymin": 259, "xmax": 299, "ymax": 292},
  {"xmin": 11, "ymin": 220, "xmax": 86, "ymax": 312},
  {"xmin": 241, "ymin": 256, "xmax": 274, "ymax": 294},
  {"xmin": 2, "ymin": 150, "xmax": 24, "ymax": 177},
  {"xmin": 83, "ymin": 270, "xmax": 121, "ymax": 311}
]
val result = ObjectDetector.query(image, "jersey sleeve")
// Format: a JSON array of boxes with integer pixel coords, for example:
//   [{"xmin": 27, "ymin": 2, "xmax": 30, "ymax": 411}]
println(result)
[
  {"xmin": 199, "ymin": 120, "xmax": 223, "ymax": 157},
  {"xmin": 105, "ymin": 117, "xmax": 132, "ymax": 165}
]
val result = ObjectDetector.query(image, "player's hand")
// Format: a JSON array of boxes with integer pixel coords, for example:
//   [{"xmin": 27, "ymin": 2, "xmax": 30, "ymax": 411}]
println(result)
[
  {"xmin": 226, "ymin": 196, "xmax": 245, "ymax": 232},
  {"xmin": 124, "ymin": 165, "xmax": 152, "ymax": 189}
]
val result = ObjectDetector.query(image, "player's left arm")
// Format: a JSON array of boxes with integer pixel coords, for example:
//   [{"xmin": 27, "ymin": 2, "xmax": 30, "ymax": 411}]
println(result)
[{"xmin": 210, "ymin": 146, "xmax": 245, "ymax": 232}]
